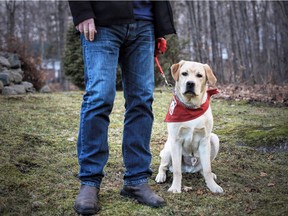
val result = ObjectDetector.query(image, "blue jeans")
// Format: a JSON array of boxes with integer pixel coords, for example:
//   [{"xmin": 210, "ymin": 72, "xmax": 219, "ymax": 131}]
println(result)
[{"xmin": 78, "ymin": 21, "xmax": 155, "ymax": 188}]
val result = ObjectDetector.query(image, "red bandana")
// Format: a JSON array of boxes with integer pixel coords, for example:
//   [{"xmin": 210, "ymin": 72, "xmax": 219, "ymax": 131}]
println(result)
[{"xmin": 164, "ymin": 89, "xmax": 219, "ymax": 122}]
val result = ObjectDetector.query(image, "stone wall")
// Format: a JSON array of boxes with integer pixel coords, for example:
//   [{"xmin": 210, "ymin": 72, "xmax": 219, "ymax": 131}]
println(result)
[{"xmin": 0, "ymin": 52, "xmax": 36, "ymax": 95}]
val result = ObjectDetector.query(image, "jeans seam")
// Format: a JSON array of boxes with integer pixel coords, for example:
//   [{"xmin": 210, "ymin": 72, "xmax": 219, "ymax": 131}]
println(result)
[
  {"xmin": 124, "ymin": 178, "xmax": 148, "ymax": 186},
  {"xmin": 81, "ymin": 181, "xmax": 101, "ymax": 189}
]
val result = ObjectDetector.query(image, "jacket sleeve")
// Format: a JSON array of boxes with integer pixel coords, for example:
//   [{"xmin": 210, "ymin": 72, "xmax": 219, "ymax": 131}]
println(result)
[
  {"xmin": 68, "ymin": 1, "xmax": 96, "ymax": 26},
  {"xmin": 153, "ymin": 1, "xmax": 176, "ymax": 38}
]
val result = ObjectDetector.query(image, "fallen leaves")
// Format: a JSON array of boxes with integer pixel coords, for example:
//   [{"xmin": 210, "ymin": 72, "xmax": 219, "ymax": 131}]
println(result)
[
  {"xmin": 259, "ymin": 172, "xmax": 276, "ymax": 187},
  {"xmin": 182, "ymin": 186, "xmax": 207, "ymax": 195},
  {"xmin": 183, "ymin": 186, "xmax": 193, "ymax": 192},
  {"xmin": 67, "ymin": 137, "xmax": 75, "ymax": 142},
  {"xmin": 260, "ymin": 172, "xmax": 268, "ymax": 177},
  {"xmin": 267, "ymin": 182, "xmax": 275, "ymax": 187},
  {"xmin": 215, "ymin": 84, "xmax": 288, "ymax": 106},
  {"xmin": 196, "ymin": 189, "xmax": 205, "ymax": 195}
]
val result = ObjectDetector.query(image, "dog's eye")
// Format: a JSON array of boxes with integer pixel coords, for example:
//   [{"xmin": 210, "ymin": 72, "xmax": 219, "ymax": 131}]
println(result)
[
  {"xmin": 182, "ymin": 72, "xmax": 188, "ymax": 76},
  {"xmin": 196, "ymin": 73, "xmax": 203, "ymax": 78}
]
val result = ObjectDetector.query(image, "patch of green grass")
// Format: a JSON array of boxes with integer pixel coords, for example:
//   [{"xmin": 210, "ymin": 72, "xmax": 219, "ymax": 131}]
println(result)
[
  {"xmin": 213, "ymin": 100, "xmax": 288, "ymax": 150},
  {"xmin": 0, "ymin": 92, "xmax": 287, "ymax": 215}
]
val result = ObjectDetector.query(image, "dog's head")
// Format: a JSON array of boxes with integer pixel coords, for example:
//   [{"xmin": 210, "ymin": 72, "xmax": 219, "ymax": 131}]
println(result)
[{"xmin": 171, "ymin": 60, "xmax": 217, "ymax": 107}]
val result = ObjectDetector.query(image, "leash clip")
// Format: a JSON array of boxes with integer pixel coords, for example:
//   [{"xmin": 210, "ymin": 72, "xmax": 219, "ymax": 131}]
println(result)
[
  {"xmin": 154, "ymin": 56, "xmax": 173, "ymax": 90},
  {"xmin": 162, "ymin": 73, "xmax": 173, "ymax": 90}
]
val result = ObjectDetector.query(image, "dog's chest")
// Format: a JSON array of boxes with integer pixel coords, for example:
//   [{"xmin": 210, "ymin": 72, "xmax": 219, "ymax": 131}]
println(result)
[{"xmin": 178, "ymin": 119, "xmax": 208, "ymax": 154}]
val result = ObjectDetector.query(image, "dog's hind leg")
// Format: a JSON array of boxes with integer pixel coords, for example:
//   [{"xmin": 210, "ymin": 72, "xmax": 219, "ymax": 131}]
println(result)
[
  {"xmin": 210, "ymin": 133, "xmax": 220, "ymax": 162},
  {"xmin": 199, "ymin": 136, "xmax": 223, "ymax": 193},
  {"xmin": 155, "ymin": 144, "xmax": 171, "ymax": 183},
  {"xmin": 208, "ymin": 133, "xmax": 220, "ymax": 180},
  {"xmin": 190, "ymin": 133, "xmax": 219, "ymax": 175}
]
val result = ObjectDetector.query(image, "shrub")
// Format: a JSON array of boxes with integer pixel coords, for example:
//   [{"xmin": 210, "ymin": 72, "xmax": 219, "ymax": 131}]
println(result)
[
  {"xmin": 0, "ymin": 37, "xmax": 45, "ymax": 91},
  {"xmin": 21, "ymin": 56, "xmax": 45, "ymax": 91}
]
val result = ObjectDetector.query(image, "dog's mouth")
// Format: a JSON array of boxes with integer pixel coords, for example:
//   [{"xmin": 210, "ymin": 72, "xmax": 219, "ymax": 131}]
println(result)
[{"xmin": 183, "ymin": 90, "xmax": 197, "ymax": 97}]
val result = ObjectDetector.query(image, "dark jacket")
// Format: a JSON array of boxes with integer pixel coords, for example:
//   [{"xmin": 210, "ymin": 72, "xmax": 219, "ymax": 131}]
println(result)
[{"xmin": 68, "ymin": 1, "xmax": 176, "ymax": 38}]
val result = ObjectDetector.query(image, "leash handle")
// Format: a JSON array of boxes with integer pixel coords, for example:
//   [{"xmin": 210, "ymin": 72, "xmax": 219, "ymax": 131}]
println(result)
[{"xmin": 156, "ymin": 38, "xmax": 167, "ymax": 54}]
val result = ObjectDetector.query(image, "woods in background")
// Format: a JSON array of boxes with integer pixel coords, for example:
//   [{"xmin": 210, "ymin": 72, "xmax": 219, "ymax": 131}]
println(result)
[
  {"xmin": 0, "ymin": 0, "xmax": 287, "ymax": 87},
  {"xmin": 172, "ymin": 1, "xmax": 288, "ymax": 84},
  {"xmin": 0, "ymin": 0, "xmax": 70, "ymax": 87}
]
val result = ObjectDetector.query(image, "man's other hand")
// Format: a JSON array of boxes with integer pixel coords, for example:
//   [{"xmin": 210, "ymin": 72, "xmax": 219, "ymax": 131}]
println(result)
[{"xmin": 76, "ymin": 18, "xmax": 97, "ymax": 42}]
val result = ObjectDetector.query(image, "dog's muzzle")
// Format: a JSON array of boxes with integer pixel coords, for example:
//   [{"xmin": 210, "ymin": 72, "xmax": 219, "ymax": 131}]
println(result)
[{"xmin": 184, "ymin": 81, "xmax": 196, "ymax": 95}]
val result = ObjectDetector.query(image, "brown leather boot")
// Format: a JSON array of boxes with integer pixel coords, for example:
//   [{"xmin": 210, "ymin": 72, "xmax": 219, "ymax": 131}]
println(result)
[
  {"xmin": 120, "ymin": 183, "xmax": 166, "ymax": 208},
  {"xmin": 73, "ymin": 185, "xmax": 100, "ymax": 215}
]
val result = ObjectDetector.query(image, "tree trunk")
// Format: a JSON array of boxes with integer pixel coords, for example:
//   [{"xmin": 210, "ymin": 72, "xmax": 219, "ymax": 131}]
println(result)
[
  {"xmin": 228, "ymin": 2, "xmax": 238, "ymax": 82},
  {"xmin": 5, "ymin": 0, "xmax": 17, "ymax": 49},
  {"xmin": 208, "ymin": 1, "xmax": 222, "ymax": 82}
]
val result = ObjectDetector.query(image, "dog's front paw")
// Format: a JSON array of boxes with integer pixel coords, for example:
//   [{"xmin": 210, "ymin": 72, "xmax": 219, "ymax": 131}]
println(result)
[
  {"xmin": 155, "ymin": 173, "xmax": 166, "ymax": 183},
  {"xmin": 207, "ymin": 182, "xmax": 223, "ymax": 193},
  {"xmin": 168, "ymin": 185, "xmax": 181, "ymax": 193}
]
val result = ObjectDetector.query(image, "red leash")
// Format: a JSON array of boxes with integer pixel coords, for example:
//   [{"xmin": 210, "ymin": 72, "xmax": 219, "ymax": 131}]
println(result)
[
  {"xmin": 154, "ymin": 38, "xmax": 172, "ymax": 88},
  {"xmin": 154, "ymin": 56, "xmax": 165, "ymax": 77}
]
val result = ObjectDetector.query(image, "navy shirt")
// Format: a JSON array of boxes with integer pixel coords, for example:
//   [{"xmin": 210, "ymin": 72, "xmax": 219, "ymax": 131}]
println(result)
[{"xmin": 133, "ymin": 0, "xmax": 154, "ymax": 21}]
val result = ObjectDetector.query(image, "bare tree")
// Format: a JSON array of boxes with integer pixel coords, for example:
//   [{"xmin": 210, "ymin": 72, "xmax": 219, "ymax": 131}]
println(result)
[{"xmin": 4, "ymin": 0, "xmax": 17, "ymax": 49}]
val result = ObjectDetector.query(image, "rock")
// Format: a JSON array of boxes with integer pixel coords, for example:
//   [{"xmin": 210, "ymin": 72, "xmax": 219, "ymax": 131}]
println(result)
[
  {"xmin": 2, "ymin": 84, "xmax": 26, "ymax": 95},
  {"xmin": 0, "ymin": 72, "xmax": 13, "ymax": 86},
  {"xmin": 13, "ymin": 84, "xmax": 27, "ymax": 94},
  {"xmin": 40, "ymin": 85, "xmax": 52, "ymax": 93},
  {"xmin": 2, "ymin": 86, "xmax": 17, "ymax": 95},
  {"xmin": 0, "ymin": 56, "xmax": 10, "ymax": 68},
  {"xmin": 22, "ymin": 81, "xmax": 35, "ymax": 93},
  {"xmin": 7, "ymin": 53, "xmax": 21, "ymax": 69},
  {"xmin": 0, "ymin": 51, "xmax": 36, "ymax": 95},
  {"xmin": 10, "ymin": 68, "xmax": 24, "ymax": 76},
  {"xmin": 10, "ymin": 71, "xmax": 23, "ymax": 84},
  {"xmin": 32, "ymin": 201, "xmax": 44, "ymax": 209},
  {"xmin": 0, "ymin": 80, "xmax": 3, "ymax": 93}
]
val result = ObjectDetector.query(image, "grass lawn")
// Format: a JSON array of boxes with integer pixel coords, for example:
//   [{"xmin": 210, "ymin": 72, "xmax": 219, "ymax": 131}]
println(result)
[{"xmin": 0, "ymin": 91, "xmax": 287, "ymax": 216}]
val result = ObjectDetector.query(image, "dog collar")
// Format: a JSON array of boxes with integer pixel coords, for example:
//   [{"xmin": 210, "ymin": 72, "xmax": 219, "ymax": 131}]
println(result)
[{"xmin": 164, "ymin": 89, "xmax": 219, "ymax": 122}]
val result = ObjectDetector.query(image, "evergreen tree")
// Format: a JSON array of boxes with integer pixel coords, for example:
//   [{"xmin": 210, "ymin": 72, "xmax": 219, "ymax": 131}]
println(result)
[{"xmin": 63, "ymin": 24, "xmax": 84, "ymax": 89}]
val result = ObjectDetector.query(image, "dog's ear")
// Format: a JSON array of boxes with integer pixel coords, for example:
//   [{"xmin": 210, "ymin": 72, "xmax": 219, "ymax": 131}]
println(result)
[
  {"xmin": 171, "ymin": 60, "xmax": 185, "ymax": 81},
  {"xmin": 204, "ymin": 64, "xmax": 217, "ymax": 85}
]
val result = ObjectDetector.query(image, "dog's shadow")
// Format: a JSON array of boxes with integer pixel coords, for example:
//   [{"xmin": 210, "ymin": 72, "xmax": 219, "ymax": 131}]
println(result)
[{"xmin": 157, "ymin": 171, "xmax": 203, "ymax": 191}]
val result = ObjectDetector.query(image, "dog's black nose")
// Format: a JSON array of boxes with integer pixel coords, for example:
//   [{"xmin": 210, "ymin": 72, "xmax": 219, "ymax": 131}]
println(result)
[
  {"xmin": 184, "ymin": 81, "xmax": 196, "ymax": 95},
  {"xmin": 186, "ymin": 81, "xmax": 195, "ymax": 89}
]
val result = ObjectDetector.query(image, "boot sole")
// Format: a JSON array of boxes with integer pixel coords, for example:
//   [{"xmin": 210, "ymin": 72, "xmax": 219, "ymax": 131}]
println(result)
[
  {"xmin": 73, "ymin": 205, "xmax": 100, "ymax": 215},
  {"xmin": 120, "ymin": 189, "xmax": 165, "ymax": 208}
]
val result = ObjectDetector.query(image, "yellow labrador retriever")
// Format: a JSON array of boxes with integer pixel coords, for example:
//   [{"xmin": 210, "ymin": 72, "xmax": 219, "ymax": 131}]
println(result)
[{"xmin": 155, "ymin": 60, "xmax": 223, "ymax": 193}]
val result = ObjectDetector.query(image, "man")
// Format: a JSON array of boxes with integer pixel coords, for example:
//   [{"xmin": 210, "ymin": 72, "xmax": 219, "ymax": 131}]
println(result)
[{"xmin": 68, "ymin": 1, "xmax": 176, "ymax": 214}]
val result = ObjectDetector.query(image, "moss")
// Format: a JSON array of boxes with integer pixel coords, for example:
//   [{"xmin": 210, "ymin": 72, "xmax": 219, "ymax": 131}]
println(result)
[
  {"xmin": 212, "ymin": 99, "xmax": 288, "ymax": 151},
  {"xmin": 237, "ymin": 125, "xmax": 288, "ymax": 149}
]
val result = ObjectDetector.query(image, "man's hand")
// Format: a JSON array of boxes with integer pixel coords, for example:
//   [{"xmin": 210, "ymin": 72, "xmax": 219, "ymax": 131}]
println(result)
[
  {"xmin": 154, "ymin": 38, "xmax": 167, "ymax": 57},
  {"xmin": 76, "ymin": 18, "xmax": 97, "ymax": 41}
]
